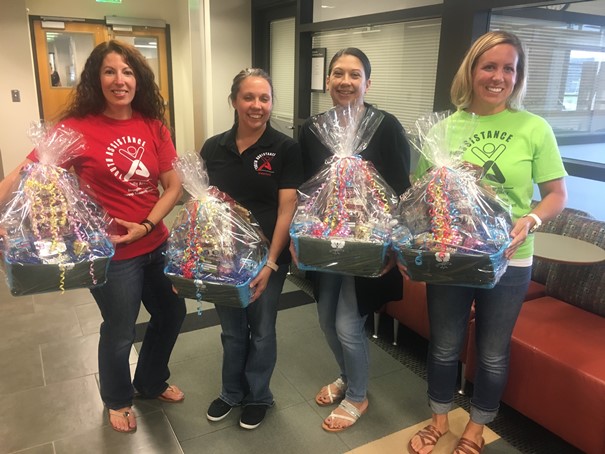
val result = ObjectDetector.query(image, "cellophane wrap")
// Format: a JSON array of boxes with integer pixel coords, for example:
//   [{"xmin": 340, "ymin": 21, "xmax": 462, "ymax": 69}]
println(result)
[
  {"xmin": 0, "ymin": 122, "xmax": 115, "ymax": 296},
  {"xmin": 164, "ymin": 153, "xmax": 269, "ymax": 307},
  {"xmin": 392, "ymin": 111, "xmax": 512, "ymax": 288},
  {"xmin": 290, "ymin": 104, "xmax": 399, "ymax": 277}
]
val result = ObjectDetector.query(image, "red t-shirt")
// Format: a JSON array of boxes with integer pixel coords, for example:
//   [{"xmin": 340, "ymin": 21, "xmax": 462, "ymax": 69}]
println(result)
[{"xmin": 27, "ymin": 113, "xmax": 177, "ymax": 260}]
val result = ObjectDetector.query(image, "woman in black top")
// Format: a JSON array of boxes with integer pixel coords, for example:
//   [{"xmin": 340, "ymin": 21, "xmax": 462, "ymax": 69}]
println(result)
[
  {"xmin": 200, "ymin": 68, "xmax": 303, "ymax": 430},
  {"xmin": 298, "ymin": 48, "xmax": 411, "ymax": 431}
]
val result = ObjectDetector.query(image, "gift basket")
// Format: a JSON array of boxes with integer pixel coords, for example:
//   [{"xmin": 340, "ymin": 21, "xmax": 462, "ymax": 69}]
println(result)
[
  {"xmin": 0, "ymin": 122, "xmax": 114, "ymax": 296},
  {"xmin": 392, "ymin": 111, "xmax": 512, "ymax": 288},
  {"xmin": 290, "ymin": 104, "xmax": 399, "ymax": 277},
  {"xmin": 164, "ymin": 153, "xmax": 269, "ymax": 308}
]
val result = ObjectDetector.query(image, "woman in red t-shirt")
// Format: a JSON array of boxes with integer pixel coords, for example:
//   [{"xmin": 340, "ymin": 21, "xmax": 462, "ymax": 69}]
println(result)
[{"xmin": 0, "ymin": 40, "xmax": 186, "ymax": 433}]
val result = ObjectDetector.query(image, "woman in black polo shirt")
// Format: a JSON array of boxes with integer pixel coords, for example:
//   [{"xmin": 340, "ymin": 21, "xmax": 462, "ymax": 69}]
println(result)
[{"xmin": 200, "ymin": 68, "xmax": 303, "ymax": 430}]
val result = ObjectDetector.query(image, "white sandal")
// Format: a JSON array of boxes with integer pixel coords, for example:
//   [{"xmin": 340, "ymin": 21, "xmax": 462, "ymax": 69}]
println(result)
[
  {"xmin": 321, "ymin": 399, "xmax": 368, "ymax": 432},
  {"xmin": 315, "ymin": 377, "xmax": 347, "ymax": 406}
]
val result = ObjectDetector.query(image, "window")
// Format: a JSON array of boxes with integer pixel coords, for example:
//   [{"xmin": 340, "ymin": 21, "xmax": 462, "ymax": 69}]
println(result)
[
  {"xmin": 270, "ymin": 17, "xmax": 295, "ymax": 124},
  {"xmin": 490, "ymin": 10, "xmax": 605, "ymax": 139},
  {"xmin": 310, "ymin": 18, "xmax": 441, "ymax": 132}
]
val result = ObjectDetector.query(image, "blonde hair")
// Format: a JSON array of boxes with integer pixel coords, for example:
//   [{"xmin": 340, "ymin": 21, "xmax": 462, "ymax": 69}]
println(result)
[{"xmin": 450, "ymin": 30, "xmax": 527, "ymax": 111}]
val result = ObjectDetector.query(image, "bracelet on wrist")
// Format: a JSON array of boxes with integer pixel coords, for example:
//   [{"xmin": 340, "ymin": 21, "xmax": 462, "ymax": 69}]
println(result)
[
  {"xmin": 140, "ymin": 219, "xmax": 156, "ymax": 235},
  {"xmin": 522, "ymin": 213, "xmax": 542, "ymax": 233},
  {"xmin": 265, "ymin": 260, "xmax": 279, "ymax": 272}
]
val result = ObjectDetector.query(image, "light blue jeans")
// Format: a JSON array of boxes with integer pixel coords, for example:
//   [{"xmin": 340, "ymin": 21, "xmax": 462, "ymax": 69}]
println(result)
[
  {"xmin": 426, "ymin": 265, "xmax": 531, "ymax": 424},
  {"xmin": 316, "ymin": 273, "xmax": 369, "ymax": 403},
  {"xmin": 215, "ymin": 265, "xmax": 288, "ymax": 407}
]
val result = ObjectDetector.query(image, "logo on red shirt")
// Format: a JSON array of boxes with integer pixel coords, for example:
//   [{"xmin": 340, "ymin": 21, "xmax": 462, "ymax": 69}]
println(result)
[
  {"xmin": 105, "ymin": 135, "xmax": 154, "ymax": 196},
  {"xmin": 254, "ymin": 152, "xmax": 276, "ymax": 176}
]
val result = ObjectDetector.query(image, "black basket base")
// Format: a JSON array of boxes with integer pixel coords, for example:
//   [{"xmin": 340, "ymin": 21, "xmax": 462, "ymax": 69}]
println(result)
[
  {"xmin": 167, "ymin": 274, "xmax": 250, "ymax": 308},
  {"xmin": 5, "ymin": 258, "xmax": 111, "ymax": 296},
  {"xmin": 294, "ymin": 236, "xmax": 387, "ymax": 277},
  {"xmin": 398, "ymin": 249, "xmax": 505, "ymax": 288}
]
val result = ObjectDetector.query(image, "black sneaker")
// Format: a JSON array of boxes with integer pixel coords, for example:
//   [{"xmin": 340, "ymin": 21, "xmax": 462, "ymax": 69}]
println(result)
[
  {"xmin": 206, "ymin": 398, "xmax": 233, "ymax": 421},
  {"xmin": 240, "ymin": 404, "xmax": 269, "ymax": 430}
]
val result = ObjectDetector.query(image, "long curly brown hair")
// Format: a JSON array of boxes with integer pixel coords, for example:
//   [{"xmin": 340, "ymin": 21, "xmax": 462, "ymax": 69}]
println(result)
[{"xmin": 60, "ymin": 40, "xmax": 166, "ymax": 123}]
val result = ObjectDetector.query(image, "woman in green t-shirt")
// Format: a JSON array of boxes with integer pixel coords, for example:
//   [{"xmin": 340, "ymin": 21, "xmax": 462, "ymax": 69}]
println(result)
[{"xmin": 407, "ymin": 31, "xmax": 567, "ymax": 454}]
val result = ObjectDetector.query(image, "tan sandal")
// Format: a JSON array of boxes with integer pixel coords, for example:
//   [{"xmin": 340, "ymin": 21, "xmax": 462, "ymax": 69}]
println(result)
[
  {"xmin": 407, "ymin": 424, "xmax": 445, "ymax": 453},
  {"xmin": 157, "ymin": 384, "xmax": 185, "ymax": 403},
  {"xmin": 315, "ymin": 377, "xmax": 347, "ymax": 406},
  {"xmin": 108, "ymin": 407, "xmax": 137, "ymax": 433},
  {"xmin": 454, "ymin": 437, "xmax": 485, "ymax": 454},
  {"xmin": 321, "ymin": 399, "xmax": 368, "ymax": 432}
]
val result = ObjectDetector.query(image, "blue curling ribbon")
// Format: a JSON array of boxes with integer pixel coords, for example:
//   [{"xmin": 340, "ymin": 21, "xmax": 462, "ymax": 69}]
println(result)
[{"xmin": 415, "ymin": 252, "xmax": 423, "ymax": 266}]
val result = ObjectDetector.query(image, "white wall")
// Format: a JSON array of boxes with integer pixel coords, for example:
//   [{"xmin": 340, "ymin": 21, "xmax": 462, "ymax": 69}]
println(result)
[
  {"xmin": 0, "ymin": 1, "xmax": 40, "ymax": 176},
  {"xmin": 0, "ymin": 0, "xmax": 251, "ymax": 176},
  {"xmin": 190, "ymin": 0, "xmax": 252, "ymax": 147}
]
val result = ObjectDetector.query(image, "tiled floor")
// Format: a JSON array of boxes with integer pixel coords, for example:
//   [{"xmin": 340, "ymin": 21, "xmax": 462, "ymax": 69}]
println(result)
[{"xmin": 0, "ymin": 269, "xmax": 580, "ymax": 454}]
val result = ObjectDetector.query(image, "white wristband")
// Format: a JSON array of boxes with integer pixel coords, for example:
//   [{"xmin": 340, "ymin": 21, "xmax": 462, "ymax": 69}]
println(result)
[
  {"xmin": 265, "ymin": 260, "xmax": 279, "ymax": 272},
  {"xmin": 523, "ymin": 213, "xmax": 542, "ymax": 233}
]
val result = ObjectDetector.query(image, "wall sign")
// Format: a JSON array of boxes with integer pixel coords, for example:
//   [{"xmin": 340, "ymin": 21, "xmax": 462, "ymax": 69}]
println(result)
[{"xmin": 311, "ymin": 48, "xmax": 327, "ymax": 92}]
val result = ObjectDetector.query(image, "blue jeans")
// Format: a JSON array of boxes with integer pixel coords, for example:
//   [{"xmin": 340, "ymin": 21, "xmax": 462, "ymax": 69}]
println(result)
[
  {"xmin": 426, "ymin": 265, "xmax": 531, "ymax": 424},
  {"xmin": 215, "ymin": 265, "xmax": 288, "ymax": 407},
  {"xmin": 90, "ymin": 242, "xmax": 186, "ymax": 410},
  {"xmin": 316, "ymin": 273, "xmax": 369, "ymax": 403}
]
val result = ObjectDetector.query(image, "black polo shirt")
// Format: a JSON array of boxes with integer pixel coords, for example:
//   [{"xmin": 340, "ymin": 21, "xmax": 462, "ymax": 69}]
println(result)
[{"xmin": 200, "ymin": 123, "xmax": 303, "ymax": 264}]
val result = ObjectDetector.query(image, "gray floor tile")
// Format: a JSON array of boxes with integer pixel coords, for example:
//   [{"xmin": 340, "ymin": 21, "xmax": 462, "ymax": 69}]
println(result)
[
  {"xmin": 53, "ymin": 410, "xmax": 182, "ymax": 454},
  {"xmin": 268, "ymin": 367, "xmax": 307, "ymax": 410},
  {"xmin": 32, "ymin": 288, "xmax": 95, "ymax": 312},
  {"xmin": 41, "ymin": 333, "xmax": 100, "ymax": 384},
  {"xmin": 0, "ymin": 343, "xmax": 44, "ymax": 396},
  {"xmin": 0, "ymin": 307, "xmax": 82, "ymax": 349},
  {"xmin": 154, "ymin": 351, "xmax": 226, "ymax": 442},
  {"xmin": 163, "ymin": 323, "xmax": 223, "ymax": 365},
  {"xmin": 8, "ymin": 445, "xmax": 55, "ymax": 454},
  {"xmin": 180, "ymin": 401, "xmax": 349, "ymax": 454},
  {"xmin": 0, "ymin": 291, "xmax": 35, "ymax": 317},
  {"xmin": 281, "ymin": 278, "xmax": 300, "ymax": 294},
  {"xmin": 275, "ymin": 302, "xmax": 319, "ymax": 338},
  {"xmin": 0, "ymin": 375, "xmax": 104, "ymax": 454},
  {"xmin": 74, "ymin": 302, "xmax": 102, "ymax": 335},
  {"xmin": 276, "ymin": 325, "xmax": 344, "ymax": 400},
  {"xmin": 41, "ymin": 333, "xmax": 138, "ymax": 385}
]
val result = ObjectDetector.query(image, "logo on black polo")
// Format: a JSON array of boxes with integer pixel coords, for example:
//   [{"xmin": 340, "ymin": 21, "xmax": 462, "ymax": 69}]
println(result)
[{"xmin": 254, "ymin": 152, "xmax": 276, "ymax": 176}]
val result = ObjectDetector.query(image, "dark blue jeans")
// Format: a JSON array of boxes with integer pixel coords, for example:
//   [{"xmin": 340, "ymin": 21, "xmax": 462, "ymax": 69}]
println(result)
[
  {"xmin": 426, "ymin": 265, "xmax": 531, "ymax": 424},
  {"xmin": 91, "ymin": 242, "xmax": 186, "ymax": 410},
  {"xmin": 215, "ymin": 266, "xmax": 288, "ymax": 407}
]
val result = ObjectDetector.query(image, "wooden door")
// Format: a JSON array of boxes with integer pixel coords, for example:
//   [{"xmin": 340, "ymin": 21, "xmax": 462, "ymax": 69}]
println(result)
[
  {"xmin": 32, "ymin": 20, "xmax": 109, "ymax": 123},
  {"xmin": 109, "ymin": 27, "xmax": 173, "ymax": 130}
]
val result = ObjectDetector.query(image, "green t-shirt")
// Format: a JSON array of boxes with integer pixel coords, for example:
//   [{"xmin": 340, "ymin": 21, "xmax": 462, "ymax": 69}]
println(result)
[{"xmin": 414, "ymin": 109, "xmax": 567, "ymax": 259}]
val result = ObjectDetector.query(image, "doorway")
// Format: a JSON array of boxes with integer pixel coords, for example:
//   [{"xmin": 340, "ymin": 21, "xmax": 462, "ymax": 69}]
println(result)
[
  {"xmin": 32, "ymin": 19, "xmax": 108, "ymax": 123},
  {"xmin": 30, "ymin": 17, "xmax": 174, "ymax": 131}
]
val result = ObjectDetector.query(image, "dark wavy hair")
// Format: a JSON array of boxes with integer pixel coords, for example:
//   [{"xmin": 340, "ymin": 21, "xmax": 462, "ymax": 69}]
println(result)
[
  {"xmin": 60, "ymin": 40, "xmax": 166, "ymax": 122},
  {"xmin": 328, "ymin": 47, "xmax": 371, "ymax": 79}
]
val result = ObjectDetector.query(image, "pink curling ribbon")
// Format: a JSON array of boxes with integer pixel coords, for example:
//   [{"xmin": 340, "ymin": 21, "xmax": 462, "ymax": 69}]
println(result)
[{"xmin": 427, "ymin": 167, "xmax": 461, "ymax": 260}]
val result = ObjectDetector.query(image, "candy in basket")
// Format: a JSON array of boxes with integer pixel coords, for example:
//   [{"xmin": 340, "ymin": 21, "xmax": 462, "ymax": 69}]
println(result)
[
  {"xmin": 290, "ymin": 105, "xmax": 399, "ymax": 277},
  {"xmin": 392, "ymin": 111, "xmax": 512, "ymax": 288},
  {"xmin": 164, "ymin": 153, "xmax": 269, "ymax": 308},
  {"xmin": 0, "ymin": 123, "xmax": 114, "ymax": 296}
]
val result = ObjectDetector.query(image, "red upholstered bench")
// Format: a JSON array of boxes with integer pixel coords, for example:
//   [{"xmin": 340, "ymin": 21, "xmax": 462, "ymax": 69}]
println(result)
[
  {"xmin": 464, "ymin": 297, "xmax": 605, "ymax": 454},
  {"xmin": 464, "ymin": 212, "xmax": 605, "ymax": 454}
]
